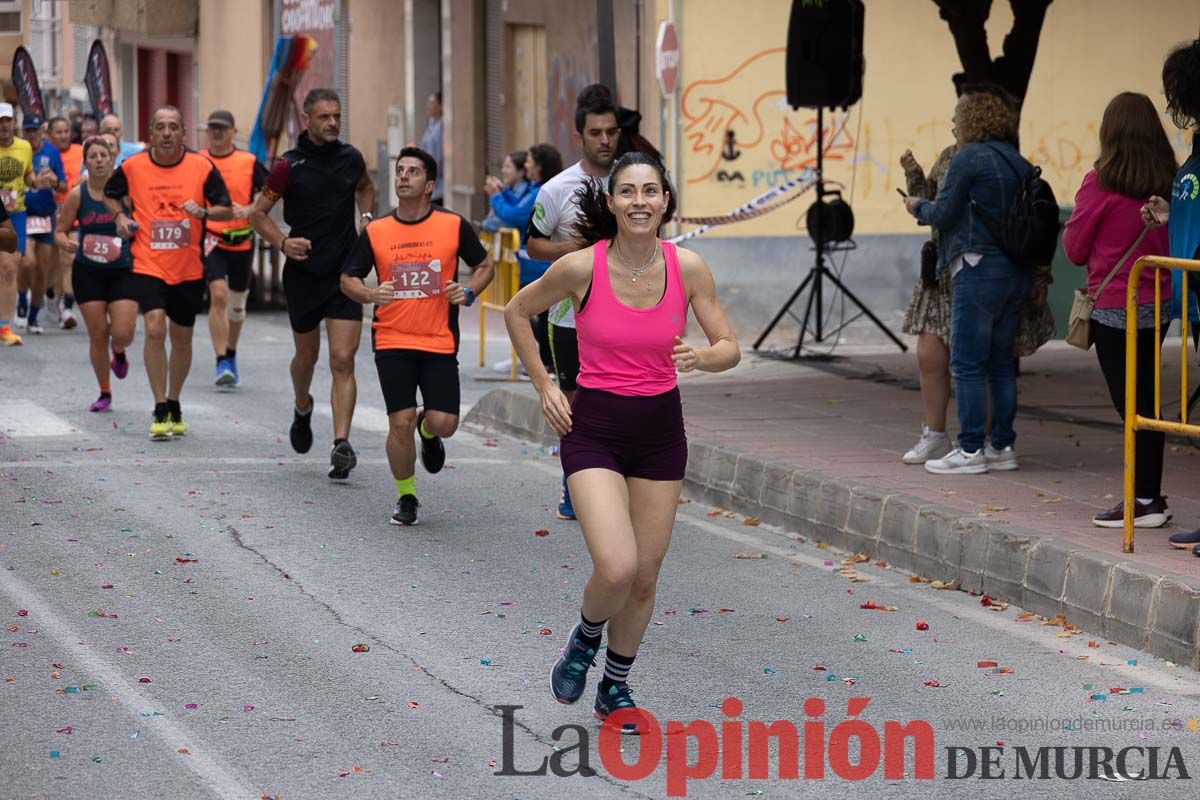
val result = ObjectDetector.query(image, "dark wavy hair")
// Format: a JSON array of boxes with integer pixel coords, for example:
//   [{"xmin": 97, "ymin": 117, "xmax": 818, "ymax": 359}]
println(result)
[
  {"xmin": 528, "ymin": 143, "xmax": 562, "ymax": 183},
  {"xmin": 574, "ymin": 83, "xmax": 617, "ymax": 133},
  {"xmin": 1095, "ymin": 92, "xmax": 1177, "ymax": 198},
  {"xmin": 1163, "ymin": 39, "xmax": 1200, "ymax": 129},
  {"xmin": 572, "ymin": 152, "xmax": 676, "ymax": 247}
]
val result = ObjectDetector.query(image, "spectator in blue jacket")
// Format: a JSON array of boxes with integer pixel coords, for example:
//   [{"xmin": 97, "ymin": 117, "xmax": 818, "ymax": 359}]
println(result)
[{"xmin": 482, "ymin": 151, "xmax": 531, "ymax": 233}]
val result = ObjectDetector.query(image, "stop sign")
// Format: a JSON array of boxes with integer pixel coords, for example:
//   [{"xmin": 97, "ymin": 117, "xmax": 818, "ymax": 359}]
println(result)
[{"xmin": 656, "ymin": 22, "xmax": 679, "ymax": 97}]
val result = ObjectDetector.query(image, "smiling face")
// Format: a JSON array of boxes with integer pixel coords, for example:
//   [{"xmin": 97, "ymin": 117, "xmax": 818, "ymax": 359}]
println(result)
[
  {"xmin": 394, "ymin": 156, "xmax": 432, "ymax": 202},
  {"xmin": 606, "ymin": 163, "xmax": 669, "ymax": 237},
  {"xmin": 499, "ymin": 155, "xmax": 521, "ymax": 187}
]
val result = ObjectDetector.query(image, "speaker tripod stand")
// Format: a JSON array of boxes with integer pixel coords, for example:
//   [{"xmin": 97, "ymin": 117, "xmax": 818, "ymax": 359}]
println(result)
[{"xmin": 753, "ymin": 107, "xmax": 907, "ymax": 358}]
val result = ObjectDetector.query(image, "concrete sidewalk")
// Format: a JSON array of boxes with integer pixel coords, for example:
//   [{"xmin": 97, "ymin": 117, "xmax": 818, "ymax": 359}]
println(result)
[{"xmin": 465, "ymin": 341, "xmax": 1200, "ymax": 670}]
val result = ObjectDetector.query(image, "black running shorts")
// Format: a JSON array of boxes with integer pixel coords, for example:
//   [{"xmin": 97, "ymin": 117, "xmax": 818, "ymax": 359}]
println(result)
[
  {"xmin": 549, "ymin": 324, "xmax": 580, "ymax": 392},
  {"xmin": 283, "ymin": 265, "xmax": 363, "ymax": 334},
  {"xmin": 204, "ymin": 247, "xmax": 254, "ymax": 292},
  {"xmin": 72, "ymin": 265, "xmax": 137, "ymax": 305},
  {"xmin": 130, "ymin": 273, "xmax": 206, "ymax": 327},
  {"xmin": 374, "ymin": 349, "xmax": 460, "ymax": 415}
]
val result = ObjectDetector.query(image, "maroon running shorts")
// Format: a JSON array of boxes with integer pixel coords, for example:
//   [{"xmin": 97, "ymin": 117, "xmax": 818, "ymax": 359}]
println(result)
[{"xmin": 560, "ymin": 386, "xmax": 687, "ymax": 481}]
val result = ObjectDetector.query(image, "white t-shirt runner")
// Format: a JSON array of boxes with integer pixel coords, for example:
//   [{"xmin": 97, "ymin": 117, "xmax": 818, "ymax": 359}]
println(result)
[{"xmin": 529, "ymin": 160, "xmax": 604, "ymax": 329}]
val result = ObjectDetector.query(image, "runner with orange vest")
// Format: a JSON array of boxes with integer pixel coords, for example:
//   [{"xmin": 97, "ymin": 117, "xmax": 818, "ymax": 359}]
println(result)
[
  {"xmin": 201, "ymin": 110, "xmax": 268, "ymax": 387},
  {"xmin": 50, "ymin": 116, "xmax": 83, "ymax": 330},
  {"xmin": 341, "ymin": 147, "xmax": 493, "ymax": 526},
  {"xmin": 103, "ymin": 105, "xmax": 233, "ymax": 440}
]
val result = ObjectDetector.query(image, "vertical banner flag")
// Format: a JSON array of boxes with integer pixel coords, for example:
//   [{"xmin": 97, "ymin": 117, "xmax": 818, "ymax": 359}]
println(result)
[
  {"xmin": 249, "ymin": 35, "xmax": 317, "ymax": 165},
  {"xmin": 84, "ymin": 40, "xmax": 115, "ymax": 117},
  {"xmin": 11, "ymin": 47, "xmax": 46, "ymax": 120}
]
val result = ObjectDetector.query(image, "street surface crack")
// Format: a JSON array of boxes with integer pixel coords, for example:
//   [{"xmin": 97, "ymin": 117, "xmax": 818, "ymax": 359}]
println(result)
[{"xmin": 226, "ymin": 524, "xmax": 652, "ymax": 796}]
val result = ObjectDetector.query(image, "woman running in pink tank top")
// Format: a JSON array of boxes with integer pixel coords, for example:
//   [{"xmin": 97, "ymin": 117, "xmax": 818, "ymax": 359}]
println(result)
[{"xmin": 504, "ymin": 152, "xmax": 740, "ymax": 733}]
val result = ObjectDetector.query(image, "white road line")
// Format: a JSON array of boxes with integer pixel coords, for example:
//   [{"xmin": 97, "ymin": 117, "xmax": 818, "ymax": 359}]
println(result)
[
  {"xmin": 0, "ymin": 400, "xmax": 79, "ymax": 437},
  {"xmin": 0, "ymin": 569, "xmax": 257, "ymax": 798}
]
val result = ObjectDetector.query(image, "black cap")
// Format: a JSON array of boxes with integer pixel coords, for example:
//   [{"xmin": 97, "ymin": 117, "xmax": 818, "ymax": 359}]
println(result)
[{"xmin": 206, "ymin": 110, "xmax": 235, "ymax": 128}]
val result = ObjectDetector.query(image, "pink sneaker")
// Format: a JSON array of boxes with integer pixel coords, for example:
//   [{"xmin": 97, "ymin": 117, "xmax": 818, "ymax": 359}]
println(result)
[
  {"xmin": 89, "ymin": 394, "xmax": 112, "ymax": 412},
  {"xmin": 111, "ymin": 351, "xmax": 129, "ymax": 380}
]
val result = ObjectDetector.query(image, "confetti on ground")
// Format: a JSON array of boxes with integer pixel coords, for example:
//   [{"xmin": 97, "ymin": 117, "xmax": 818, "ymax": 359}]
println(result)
[
  {"xmin": 534, "ymin": 529, "xmax": 550, "ymax": 537},
  {"xmin": 351, "ymin": 643, "xmax": 370, "ymax": 653},
  {"xmin": 852, "ymin": 633, "xmax": 868, "ymax": 642},
  {"xmin": 742, "ymin": 516, "xmax": 761, "ymax": 526},
  {"xmin": 916, "ymin": 620, "xmax": 930, "ymax": 631},
  {"xmin": 734, "ymin": 552, "xmax": 768, "ymax": 559},
  {"xmin": 859, "ymin": 599, "xmax": 898, "ymax": 611}
]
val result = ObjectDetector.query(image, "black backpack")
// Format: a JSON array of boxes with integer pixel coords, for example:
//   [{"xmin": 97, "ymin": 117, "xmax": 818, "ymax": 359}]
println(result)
[{"xmin": 969, "ymin": 144, "xmax": 1061, "ymax": 268}]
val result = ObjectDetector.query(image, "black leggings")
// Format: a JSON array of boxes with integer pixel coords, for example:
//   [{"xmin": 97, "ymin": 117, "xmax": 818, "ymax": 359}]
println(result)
[{"xmin": 1093, "ymin": 320, "xmax": 1166, "ymax": 499}]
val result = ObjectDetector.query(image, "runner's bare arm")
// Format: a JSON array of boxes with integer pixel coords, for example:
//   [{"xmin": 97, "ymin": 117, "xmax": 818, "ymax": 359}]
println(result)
[
  {"xmin": 677, "ymin": 247, "xmax": 740, "ymax": 373},
  {"xmin": 248, "ymin": 190, "xmax": 308, "ymax": 260},
  {"xmin": 0, "ymin": 220, "xmax": 16, "ymax": 253},
  {"xmin": 102, "ymin": 166, "xmax": 136, "ymax": 238},
  {"xmin": 505, "ymin": 249, "xmax": 591, "ymax": 392},
  {"xmin": 54, "ymin": 187, "xmax": 82, "ymax": 253},
  {"xmin": 355, "ymin": 166, "xmax": 375, "ymax": 216},
  {"xmin": 526, "ymin": 236, "xmax": 578, "ymax": 263}
]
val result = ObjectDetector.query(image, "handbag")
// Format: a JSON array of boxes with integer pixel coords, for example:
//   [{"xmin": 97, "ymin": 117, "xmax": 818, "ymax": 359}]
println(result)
[{"xmin": 1065, "ymin": 224, "xmax": 1150, "ymax": 350}]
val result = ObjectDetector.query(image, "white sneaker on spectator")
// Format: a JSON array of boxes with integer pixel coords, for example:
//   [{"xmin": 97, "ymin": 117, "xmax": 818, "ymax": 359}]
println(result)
[
  {"xmin": 902, "ymin": 426, "xmax": 952, "ymax": 465},
  {"xmin": 59, "ymin": 307, "xmax": 77, "ymax": 330},
  {"xmin": 925, "ymin": 447, "xmax": 988, "ymax": 475},
  {"xmin": 984, "ymin": 443, "xmax": 1019, "ymax": 471}
]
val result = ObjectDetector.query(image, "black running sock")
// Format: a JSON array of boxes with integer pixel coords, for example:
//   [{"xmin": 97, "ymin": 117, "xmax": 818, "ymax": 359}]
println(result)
[
  {"xmin": 598, "ymin": 648, "xmax": 636, "ymax": 693},
  {"xmin": 576, "ymin": 613, "xmax": 605, "ymax": 651},
  {"xmin": 63, "ymin": 293, "xmax": 75, "ymax": 310},
  {"xmin": 225, "ymin": 348, "xmax": 236, "ymax": 358},
  {"xmin": 99, "ymin": 392, "xmax": 112, "ymax": 400},
  {"xmin": 333, "ymin": 438, "xmax": 349, "ymax": 447},
  {"xmin": 154, "ymin": 401, "xmax": 169, "ymax": 420},
  {"xmin": 114, "ymin": 350, "xmax": 127, "ymax": 364},
  {"xmin": 166, "ymin": 399, "xmax": 182, "ymax": 419}
]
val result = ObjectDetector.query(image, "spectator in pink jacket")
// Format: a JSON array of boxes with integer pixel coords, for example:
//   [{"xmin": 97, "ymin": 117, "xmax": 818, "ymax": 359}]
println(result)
[{"xmin": 1062, "ymin": 92, "xmax": 1176, "ymax": 530}]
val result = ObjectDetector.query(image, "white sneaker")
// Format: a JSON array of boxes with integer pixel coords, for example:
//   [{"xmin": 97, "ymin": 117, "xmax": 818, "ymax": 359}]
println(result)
[
  {"xmin": 984, "ymin": 443, "xmax": 1019, "ymax": 471},
  {"xmin": 925, "ymin": 447, "xmax": 989, "ymax": 475},
  {"xmin": 59, "ymin": 307, "xmax": 77, "ymax": 330},
  {"xmin": 14, "ymin": 315, "xmax": 27, "ymax": 331},
  {"xmin": 902, "ymin": 426, "xmax": 952, "ymax": 465},
  {"xmin": 26, "ymin": 323, "xmax": 44, "ymax": 335}
]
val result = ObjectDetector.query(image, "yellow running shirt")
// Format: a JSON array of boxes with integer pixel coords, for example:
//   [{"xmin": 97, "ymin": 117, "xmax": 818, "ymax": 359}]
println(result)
[{"xmin": 0, "ymin": 137, "xmax": 33, "ymax": 214}]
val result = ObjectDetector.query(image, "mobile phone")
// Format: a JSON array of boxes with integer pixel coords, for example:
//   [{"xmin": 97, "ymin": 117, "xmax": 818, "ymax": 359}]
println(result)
[{"xmin": 896, "ymin": 188, "xmax": 908, "ymax": 198}]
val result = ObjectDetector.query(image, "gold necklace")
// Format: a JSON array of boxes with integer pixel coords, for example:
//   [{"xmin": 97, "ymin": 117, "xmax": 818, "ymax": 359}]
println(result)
[{"xmin": 614, "ymin": 240, "xmax": 658, "ymax": 283}]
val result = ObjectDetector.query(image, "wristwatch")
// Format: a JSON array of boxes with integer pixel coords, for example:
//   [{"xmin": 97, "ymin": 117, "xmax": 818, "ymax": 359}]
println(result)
[
  {"xmin": 360, "ymin": 211, "xmax": 374, "ymax": 224},
  {"xmin": 197, "ymin": 207, "xmax": 208, "ymax": 220},
  {"xmin": 462, "ymin": 287, "xmax": 476, "ymax": 307}
]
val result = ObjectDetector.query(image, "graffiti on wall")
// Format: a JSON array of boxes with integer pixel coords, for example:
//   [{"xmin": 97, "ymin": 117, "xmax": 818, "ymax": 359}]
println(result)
[{"xmin": 679, "ymin": 47, "xmax": 1188, "ymax": 225}]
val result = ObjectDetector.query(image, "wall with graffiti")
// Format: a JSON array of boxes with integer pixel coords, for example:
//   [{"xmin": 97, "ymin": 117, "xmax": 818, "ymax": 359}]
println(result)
[{"xmin": 672, "ymin": 0, "xmax": 1199, "ymax": 238}]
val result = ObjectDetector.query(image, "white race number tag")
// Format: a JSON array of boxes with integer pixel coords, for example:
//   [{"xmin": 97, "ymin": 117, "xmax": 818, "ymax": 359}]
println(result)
[
  {"xmin": 391, "ymin": 258, "xmax": 443, "ymax": 299},
  {"xmin": 81, "ymin": 234, "xmax": 124, "ymax": 264},
  {"xmin": 150, "ymin": 218, "xmax": 191, "ymax": 250},
  {"xmin": 26, "ymin": 216, "xmax": 52, "ymax": 235}
]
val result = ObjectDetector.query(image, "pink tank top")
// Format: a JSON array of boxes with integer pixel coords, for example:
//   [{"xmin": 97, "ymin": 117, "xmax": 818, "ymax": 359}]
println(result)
[{"xmin": 576, "ymin": 239, "xmax": 687, "ymax": 396}]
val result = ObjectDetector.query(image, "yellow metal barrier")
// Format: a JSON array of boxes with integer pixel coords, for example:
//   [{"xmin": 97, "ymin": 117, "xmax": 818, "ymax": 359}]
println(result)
[
  {"xmin": 1123, "ymin": 255, "xmax": 1200, "ymax": 552},
  {"xmin": 478, "ymin": 227, "xmax": 522, "ymax": 381}
]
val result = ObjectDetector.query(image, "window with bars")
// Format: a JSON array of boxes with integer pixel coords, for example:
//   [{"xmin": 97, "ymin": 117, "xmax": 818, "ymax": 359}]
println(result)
[{"xmin": 0, "ymin": 0, "xmax": 21, "ymax": 36}]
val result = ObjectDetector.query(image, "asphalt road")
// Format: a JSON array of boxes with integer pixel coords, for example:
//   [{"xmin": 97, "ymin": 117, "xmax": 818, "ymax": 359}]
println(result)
[{"xmin": 2, "ymin": 310, "xmax": 1200, "ymax": 800}]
